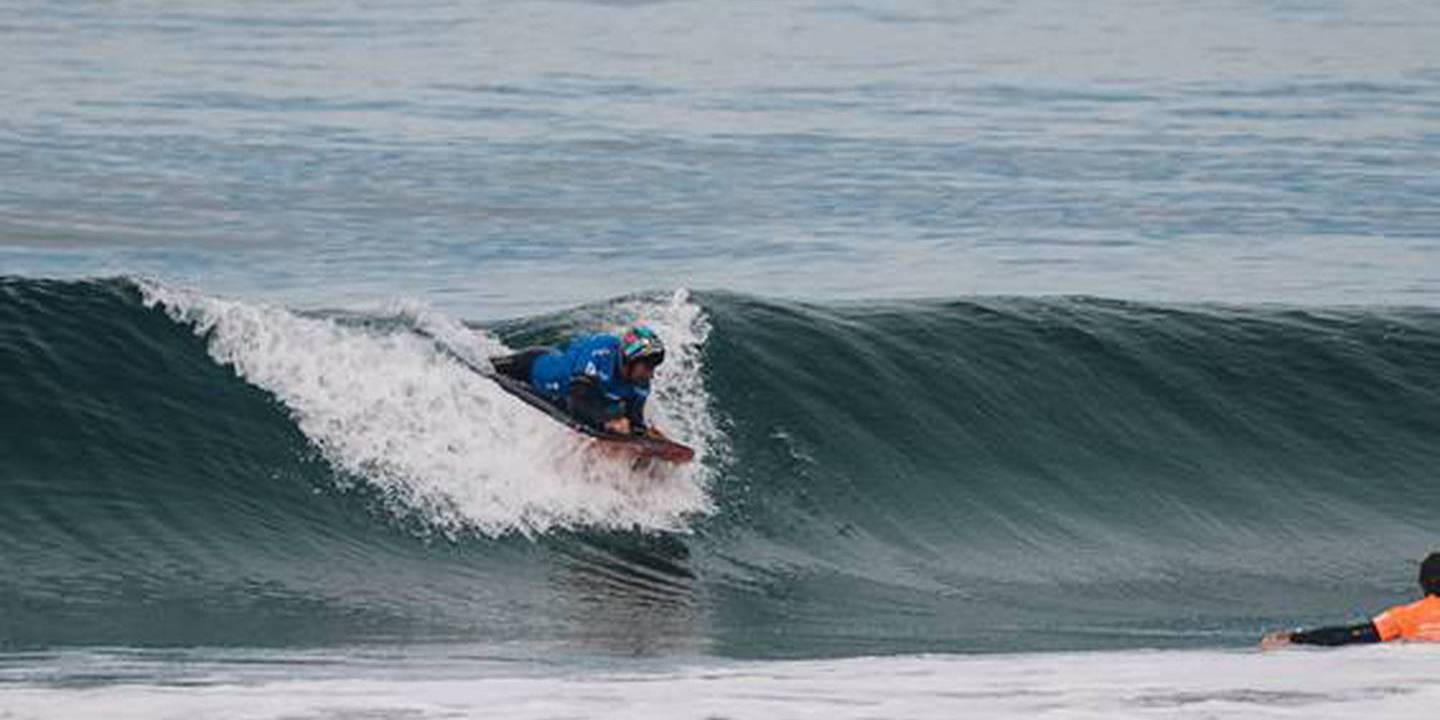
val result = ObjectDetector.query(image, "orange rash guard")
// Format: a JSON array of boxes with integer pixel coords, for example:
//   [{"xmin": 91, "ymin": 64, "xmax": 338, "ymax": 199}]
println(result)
[{"xmin": 1373, "ymin": 595, "xmax": 1440, "ymax": 642}]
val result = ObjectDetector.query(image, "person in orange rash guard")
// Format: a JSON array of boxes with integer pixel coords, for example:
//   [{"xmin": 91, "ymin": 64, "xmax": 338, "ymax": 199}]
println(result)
[{"xmin": 1261, "ymin": 552, "xmax": 1440, "ymax": 649}]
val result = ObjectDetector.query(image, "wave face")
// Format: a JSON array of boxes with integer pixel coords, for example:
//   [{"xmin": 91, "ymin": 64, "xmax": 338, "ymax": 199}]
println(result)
[{"xmin": 3, "ymin": 277, "xmax": 1440, "ymax": 656}]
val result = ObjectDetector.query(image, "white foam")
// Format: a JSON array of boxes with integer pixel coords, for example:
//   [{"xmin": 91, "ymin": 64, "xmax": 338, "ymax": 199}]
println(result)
[
  {"xmin": 606, "ymin": 289, "xmax": 726, "ymax": 470},
  {"xmin": 138, "ymin": 281, "xmax": 715, "ymax": 536},
  {"xmin": 7, "ymin": 645, "xmax": 1440, "ymax": 720}
]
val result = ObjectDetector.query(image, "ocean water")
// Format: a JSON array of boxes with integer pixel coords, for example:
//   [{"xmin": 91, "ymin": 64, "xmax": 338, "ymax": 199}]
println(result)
[{"xmin": 3, "ymin": 0, "xmax": 1440, "ymax": 718}]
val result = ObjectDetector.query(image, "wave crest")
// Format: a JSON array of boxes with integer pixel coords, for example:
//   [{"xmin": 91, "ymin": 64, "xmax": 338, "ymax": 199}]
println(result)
[{"xmin": 139, "ymin": 280, "xmax": 716, "ymax": 536}]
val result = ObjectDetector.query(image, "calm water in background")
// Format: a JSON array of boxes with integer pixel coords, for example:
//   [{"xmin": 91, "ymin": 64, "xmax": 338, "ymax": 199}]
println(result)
[
  {"xmin": 4, "ymin": 1, "xmax": 1440, "ymax": 717},
  {"xmin": 3, "ymin": 0, "xmax": 1439, "ymax": 317}
]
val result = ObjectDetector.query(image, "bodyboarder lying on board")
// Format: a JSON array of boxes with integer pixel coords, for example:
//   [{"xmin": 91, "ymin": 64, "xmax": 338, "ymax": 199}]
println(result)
[
  {"xmin": 1260, "ymin": 552, "xmax": 1440, "ymax": 649},
  {"xmin": 490, "ymin": 325, "xmax": 669, "ymax": 438}
]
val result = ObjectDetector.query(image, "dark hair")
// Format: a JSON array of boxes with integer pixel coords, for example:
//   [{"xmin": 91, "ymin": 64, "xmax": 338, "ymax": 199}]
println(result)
[{"xmin": 1422, "ymin": 552, "xmax": 1440, "ymax": 596}]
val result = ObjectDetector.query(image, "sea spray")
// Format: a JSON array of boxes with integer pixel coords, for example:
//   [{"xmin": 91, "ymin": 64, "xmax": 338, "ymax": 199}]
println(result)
[{"xmin": 139, "ymin": 280, "xmax": 715, "ymax": 536}]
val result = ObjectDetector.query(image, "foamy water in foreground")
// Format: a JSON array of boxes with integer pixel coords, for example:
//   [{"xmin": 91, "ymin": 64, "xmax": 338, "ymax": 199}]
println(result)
[{"xmin": 3, "ymin": 645, "xmax": 1438, "ymax": 720}]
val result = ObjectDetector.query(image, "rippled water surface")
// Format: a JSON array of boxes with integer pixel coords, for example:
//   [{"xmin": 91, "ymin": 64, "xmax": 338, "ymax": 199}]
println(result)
[{"xmin": 3, "ymin": 0, "xmax": 1438, "ymax": 315}]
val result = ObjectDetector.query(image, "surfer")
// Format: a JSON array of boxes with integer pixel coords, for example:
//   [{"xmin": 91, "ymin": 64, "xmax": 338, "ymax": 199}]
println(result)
[
  {"xmin": 490, "ymin": 325, "xmax": 667, "ymax": 437},
  {"xmin": 1260, "ymin": 552, "xmax": 1440, "ymax": 648}
]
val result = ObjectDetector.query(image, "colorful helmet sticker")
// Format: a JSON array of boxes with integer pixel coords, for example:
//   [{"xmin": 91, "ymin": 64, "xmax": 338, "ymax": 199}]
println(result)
[{"xmin": 621, "ymin": 325, "xmax": 665, "ymax": 365}]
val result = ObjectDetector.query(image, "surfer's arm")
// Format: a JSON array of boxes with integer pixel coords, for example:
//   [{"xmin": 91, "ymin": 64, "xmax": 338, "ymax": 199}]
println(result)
[
  {"xmin": 625, "ymin": 397, "xmax": 648, "ymax": 435},
  {"xmin": 1261, "ymin": 621, "xmax": 1381, "ymax": 648},
  {"xmin": 567, "ymin": 375, "xmax": 612, "ymax": 429}
]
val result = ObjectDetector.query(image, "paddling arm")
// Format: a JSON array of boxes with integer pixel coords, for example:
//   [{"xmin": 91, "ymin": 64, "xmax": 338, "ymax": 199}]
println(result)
[{"xmin": 1261, "ymin": 621, "xmax": 1381, "ymax": 649}]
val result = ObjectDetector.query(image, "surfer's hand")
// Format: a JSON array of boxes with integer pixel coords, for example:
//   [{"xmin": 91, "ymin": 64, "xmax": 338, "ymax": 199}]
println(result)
[
  {"xmin": 1259, "ymin": 631, "xmax": 1293, "ymax": 650},
  {"xmin": 604, "ymin": 418, "xmax": 630, "ymax": 434}
]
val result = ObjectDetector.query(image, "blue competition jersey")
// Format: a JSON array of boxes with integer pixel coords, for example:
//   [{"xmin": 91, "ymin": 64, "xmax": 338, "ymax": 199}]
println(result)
[{"xmin": 529, "ymin": 334, "xmax": 650, "ymax": 427}]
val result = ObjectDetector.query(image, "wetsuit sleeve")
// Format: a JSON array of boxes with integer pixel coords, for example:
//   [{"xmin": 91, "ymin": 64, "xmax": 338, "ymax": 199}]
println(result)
[
  {"xmin": 1288, "ymin": 621, "xmax": 1382, "ymax": 646},
  {"xmin": 567, "ymin": 375, "xmax": 611, "ymax": 429}
]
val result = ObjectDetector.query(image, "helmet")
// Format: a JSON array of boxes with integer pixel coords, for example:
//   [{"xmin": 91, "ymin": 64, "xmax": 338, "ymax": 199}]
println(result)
[
  {"xmin": 620, "ymin": 325, "xmax": 665, "ymax": 367},
  {"xmin": 1421, "ymin": 552, "xmax": 1440, "ymax": 596}
]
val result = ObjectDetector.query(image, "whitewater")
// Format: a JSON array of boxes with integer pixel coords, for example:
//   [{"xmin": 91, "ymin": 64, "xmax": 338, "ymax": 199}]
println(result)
[
  {"xmin": 5, "ymin": 645, "xmax": 1440, "ymax": 720},
  {"xmin": 137, "ymin": 280, "xmax": 719, "ymax": 536}
]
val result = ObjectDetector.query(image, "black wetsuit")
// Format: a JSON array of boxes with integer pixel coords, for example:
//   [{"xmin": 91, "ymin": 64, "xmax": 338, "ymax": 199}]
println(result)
[
  {"xmin": 491, "ymin": 347, "xmax": 553, "ymax": 384},
  {"xmin": 1288, "ymin": 621, "xmax": 1381, "ymax": 646}
]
